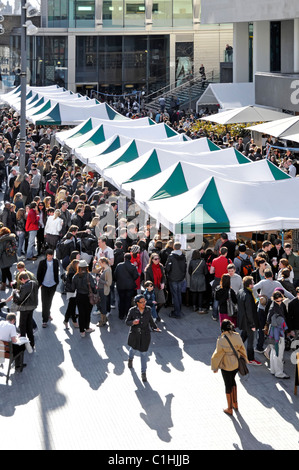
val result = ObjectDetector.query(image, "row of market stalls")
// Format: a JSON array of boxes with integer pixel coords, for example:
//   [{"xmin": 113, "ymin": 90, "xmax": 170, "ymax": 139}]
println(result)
[{"xmin": 2, "ymin": 85, "xmax": 299, "ymax": 243}]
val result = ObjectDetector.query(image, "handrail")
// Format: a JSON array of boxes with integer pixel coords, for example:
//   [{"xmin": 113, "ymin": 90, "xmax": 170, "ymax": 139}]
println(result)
[{"xmin": 145, "ymin": 70, "xmax": 217, "ymax": 103}]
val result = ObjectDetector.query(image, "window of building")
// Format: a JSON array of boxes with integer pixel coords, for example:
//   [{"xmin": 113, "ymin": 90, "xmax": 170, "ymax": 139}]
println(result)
[
  {"xmin": 270, "ymin": 21, "xmax": 281, "ymax": 72},
  {"xmin": 152, "ymin": 0, "xmax": 172, "ymax": 27}
]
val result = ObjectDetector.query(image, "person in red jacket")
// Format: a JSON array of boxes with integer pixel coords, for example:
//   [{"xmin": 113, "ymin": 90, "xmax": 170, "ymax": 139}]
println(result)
[{"xmin": 25, "ymin": 202, "xmax": 39, "ymax": 260}]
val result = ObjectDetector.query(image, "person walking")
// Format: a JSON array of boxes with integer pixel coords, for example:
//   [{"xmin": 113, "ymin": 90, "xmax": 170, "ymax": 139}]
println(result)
[
  {"xmin": 13, "ymin": 272, "xmax": 38, "ymax": 350},
  {"xmin": 126, "ymin": 294, "xmax": 161, "ymax": 382},
  {"xmin": 95, "ymin": 256, "xmax": 112, "ymax": 327},
  {"xmin": 0, "ymin": 226, "xmax": 17, "ymax": 291},
  {"xmin": 37, "ymin": 249, "xmax": 59, "ymax": 328},
  {"xmin": 211, "ymin": 319, "xmax": 248, "ymax": 415},
  {"xmin": 63, "ymin": 258, "xmax": 79, "ymax": 329},
  {"xmin": 72, "ymin": 259, "xmax": 96, "ymax": 337}
]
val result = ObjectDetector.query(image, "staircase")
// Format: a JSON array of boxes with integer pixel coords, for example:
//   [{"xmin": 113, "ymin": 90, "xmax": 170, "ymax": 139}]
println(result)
[{"xmin": 145, "ymin": 71, "xmax": 219, "ymax": 114}]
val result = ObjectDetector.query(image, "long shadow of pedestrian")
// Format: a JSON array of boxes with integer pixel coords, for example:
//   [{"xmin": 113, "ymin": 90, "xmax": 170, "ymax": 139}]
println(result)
[
  {"xmin": 231, "ymin": 412, "xmax": 274, "ymax": 450},
  {"xmin": 131, "ymin": 369, "xmax": 174, "ymax": 443}
]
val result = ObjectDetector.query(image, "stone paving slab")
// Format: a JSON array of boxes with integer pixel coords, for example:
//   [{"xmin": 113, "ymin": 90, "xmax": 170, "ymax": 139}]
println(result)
[{"xmin": 0, "ymin": 264, "xmax": 298, "ymax": 451}]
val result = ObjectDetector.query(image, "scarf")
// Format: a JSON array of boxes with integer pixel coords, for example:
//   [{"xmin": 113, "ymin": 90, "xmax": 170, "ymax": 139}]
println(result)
[{"xmin": 151, "ymin": 262, "xmax": 162, "ymax": 288}]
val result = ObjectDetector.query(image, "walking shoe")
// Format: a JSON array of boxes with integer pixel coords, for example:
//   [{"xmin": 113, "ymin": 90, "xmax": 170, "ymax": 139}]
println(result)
[
  {"xmin": 42, "ymin": 322, "xmax": 47, "ymax": 328},
  {"xmin": 248, "ymin": 359, "xmax": 262, "ymax": 366},
  {"xmin": 254, "ymin": 348, "xmax": 264, "ymax": 354},
  {"xmin": 128, "ymin": 359, "xmax": 133, "ymax": 369},
  {"xmin": 141, "ymin": 372, "xmax": 147, "ymax": 382}
]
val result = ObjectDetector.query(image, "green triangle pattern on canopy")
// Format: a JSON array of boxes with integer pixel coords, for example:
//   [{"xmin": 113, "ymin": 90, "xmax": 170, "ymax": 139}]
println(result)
[
  {"xmin": 105, "ymin": 103, "xmax": 127, "ymax": 120},
  {"xmin": 150, "ymin": 162, "xmax": 189, "ymax": 200},
  {"xmin": 207, "ymin": 139, "xmax": 220, "ymax": 151},
  {"xmin": 101, "ymin": 136, "xmax": 121, "ymax": 154},
  {"xmin": 26, "ymin": 90, "xmax": 33, "ymax": 99},
  {"xmin": 175, "ymin": 177, "xmax": 230, "ymax": 234},
  {"xmin": 77, "ymin": 125, "xmax": 105, "ymax": 147},
  {"xmin": 30, "ymin": 97, "xmax": 45, "ymax": 109},
  {"xmin": 31, "ymin": 100, "xmax": 52, "ymax": 116},
  {"xmin": 234, "ymin": 148, "xmax": 251, "ymax": 164},
  {"xmin": 66, "ymin": 118, "xmax": 93, "ymax": 140},
  {"xmin": 266, "ymin": 160, "xmax": 290, "ymax": 180},
  {"xmin": 27, "ymin": 93, "xmax": 40, "ymax": 106},
  {"xmin": 124, "ymin": 150, "xmax": 161, "ymax": 183},
  {"xmin": 35, "ymin": 103, "xmax": 61, "ymax": 125},
  {"xmin": 164, "ymin": 123, "xmax": 178, "ymax": 138},
  {"xmin": 106, "ymin": 140, "xmax": 139, "ymax": 168}
]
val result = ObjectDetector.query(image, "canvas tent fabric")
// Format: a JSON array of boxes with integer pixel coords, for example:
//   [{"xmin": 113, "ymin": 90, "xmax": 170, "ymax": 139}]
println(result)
[
  {"xmin": 119, "ymin": 159, "xmax": 289, "ymax": 205},
  {"xmin": 102, "ymin": 146, "xmax": 255, "ymax": 191},
  {"xmin": 144, "ymin": 176, "xmax": 299, "ymax": 235},
  {"xmin": 248, "ymin": 115, "xmax": 299, "ymax": 138},
  {"xmin": 196, "ymin": 82, "xmax": 255, "ymax": 112},
  {"xmin": 200, "ymin": 105, "xmax": 289, "ymax": 125}
]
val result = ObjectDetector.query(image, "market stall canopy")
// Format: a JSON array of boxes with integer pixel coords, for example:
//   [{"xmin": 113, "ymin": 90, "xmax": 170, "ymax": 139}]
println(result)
[
  {"xmin": 196, "ymin": 82, "xmax": 255, "ymax": 112},
  {"xmin": 120, "ymin": 158, "xmax": 289, "ymax": 204},
  {"xmin": 144, "ymin": 176, "xmax": 299, "ymax": 234},
  {"xmin": 248, "ymin": 114, "xmax": 299, "ymax": 138},
  {"xmin": 200, "ymin": 105, "xmax": 289, "ymax": 125}
]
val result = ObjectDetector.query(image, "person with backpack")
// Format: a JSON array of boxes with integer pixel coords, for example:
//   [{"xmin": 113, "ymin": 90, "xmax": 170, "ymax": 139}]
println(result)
[
  {"xmin": 0, "ymin": 226, "xmax": 17, "ymax": 291},
  {"xmin": 233, "ymin": 244, "xmax": 254, "ymax": 278}
]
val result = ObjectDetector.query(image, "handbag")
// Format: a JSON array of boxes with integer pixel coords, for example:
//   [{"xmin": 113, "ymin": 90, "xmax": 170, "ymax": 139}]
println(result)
[
  {"xmin": 87, "ymin": 274, "xmax": 99, "ymax": 306},
  {"xmin": 227, "ymin": 289, "xmax": 238, "ymax": 317},
  {"xmin": 224, "ymin": 334, "xmax": 249, "ymax": 376}
]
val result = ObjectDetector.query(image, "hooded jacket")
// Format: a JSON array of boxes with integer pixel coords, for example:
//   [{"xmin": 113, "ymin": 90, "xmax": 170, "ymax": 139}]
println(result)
[{"xmin": 165, "ymin": 250, "xmax": 187, "ymax": 282}]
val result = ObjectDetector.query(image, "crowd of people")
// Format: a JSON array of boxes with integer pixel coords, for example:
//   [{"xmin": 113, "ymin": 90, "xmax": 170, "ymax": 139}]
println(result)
[{"xmin": 0, "ymin": 106, "xmax": 298, "ymax": 387}]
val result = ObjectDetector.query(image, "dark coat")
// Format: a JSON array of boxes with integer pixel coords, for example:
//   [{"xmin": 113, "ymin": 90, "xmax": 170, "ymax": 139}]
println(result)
[
  {"xmin": 144, "ymin": 263, "xmax": 166, "ymax": 286},
  {"xmin": 165, "ymin": 251, "xmax": 187, "ymax": 282},
  {"xmin": 237, "ymin": 287, "xmax": 259, "ymax": 331},
  {"xmin": 188, "ymin": 258, "xmax": 207, "ymax": 292},
  {"xmin": 13, "ymin": 279, "xmax": 38, "ymax": 311},
  {"xmin": 286, "ymin": 297, "xmax": 299, "ymax": 330},
  {"xmin": 37, "ymin": 258, "xmax": 59, "ymax": 286},
  {"xmin": 114, "ymin": 260, "xmax": 139, "ymax": 290},
  {"xmin": 126, "ymin": 305, "xmax": 157, "ymax": 352},
  {"xmin": 216, "ymin": 286, "xmax": 237, "ymax": 314},
  {"xmin": 0, "ymin": 233, "xmax": 17, "ymax": 268}
]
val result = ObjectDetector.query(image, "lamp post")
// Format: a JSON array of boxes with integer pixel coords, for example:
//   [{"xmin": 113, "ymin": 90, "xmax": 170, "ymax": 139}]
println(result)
[
  {"xmin": 19, "ymin": 1, "xmax": 39, "ymax": 175},
  {"xmin": 19, "ymin": 0, "xmax": 27, "ymax": 175}
]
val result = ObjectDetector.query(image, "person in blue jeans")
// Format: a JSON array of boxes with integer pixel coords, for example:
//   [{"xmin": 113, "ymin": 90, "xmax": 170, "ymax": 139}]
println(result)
[
  {"xmin": 165, "ymin": 242, "xmax": 187, "ymax": 318},
  {"xmin": 143, "ymin": 281, "xmax": 157, "ymax": 320}
]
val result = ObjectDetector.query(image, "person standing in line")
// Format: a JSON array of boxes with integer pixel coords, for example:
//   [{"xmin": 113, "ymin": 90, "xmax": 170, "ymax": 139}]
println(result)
[
  {"xmin": 25, "ymin": 201, "xmax": 39, "ymax": 261},
  {"xmin": 114, "ymin": 253, "xmax": 139, "ymax": 320},
  {"xmin": 237, "ymin": 276, "xmax": 261, "ymax": 366},
  {"xmin": 215, "ymin": 273, "xmax": 238, "ymax": 327},
  {"xmin": 210, "ymin": 246, "xmax": 231, "ymax": 321},
  {"xmin": 63, "ymin": 258, "xmax": 79, "ymax": 329},
  {"xmin": 72, "ymin": 259, "xmax": 96, "ymax": 337},
  {"xmin": 211, "ymin": 319, "xmax": 248, "ymax": 416},
  {"xmin": 126, "ymin": 294, "xmax": 161, "ymax": 382},
  {"xmin": 37, "ymin": 249, "xmax": 59, "ymax": 328},
  {"xmin": 188, "ymin": 249, "xmax": 208, "ymax": 313},
  {"xmin": 165, "ymin": 242, "xmax": 187, "ymax": 318}
]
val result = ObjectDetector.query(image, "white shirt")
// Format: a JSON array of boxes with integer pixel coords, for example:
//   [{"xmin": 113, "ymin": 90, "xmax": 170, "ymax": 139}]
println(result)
[
  {"xmin": 94, "ymin": 246, "xmax": 114, "ymax": 265},
  {"xmin": 0, "ymin": 321, "xmax": 17, "ymax": 342}
]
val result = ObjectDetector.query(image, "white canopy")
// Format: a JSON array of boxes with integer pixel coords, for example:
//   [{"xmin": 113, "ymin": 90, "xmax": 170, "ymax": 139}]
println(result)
[
  {"xmin": 196, "ymin": 82, "xmax": 255, "ymax": 111},
  {"xmin": 201, "ymin": 105, "xmax": 289, "ymax": 125},
  {"xmin": 248, "ymin": 114, "xmax": 299, "ymax": 138}
]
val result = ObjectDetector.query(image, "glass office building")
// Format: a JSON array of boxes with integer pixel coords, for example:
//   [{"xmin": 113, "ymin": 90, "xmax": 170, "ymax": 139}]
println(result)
[{"xmin": 12, "ymin": 0, "xmax": 233, "ymax": 97}]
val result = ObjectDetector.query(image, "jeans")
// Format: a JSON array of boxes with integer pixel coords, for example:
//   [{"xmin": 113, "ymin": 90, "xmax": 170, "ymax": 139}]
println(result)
[
  {"xmin": 128, "ymin": 348, "xmax": 148, "ymax": 373},
  {"xmin": 169, "ymin": 280, "xmax": 183, "ymax": 317},
  {"xmin": 212, "ymin": 278, "xmax": 220, "ymax": 320},
  {"xmin": 26, "ymin": 230, "xmax": 37, "ymax": 259},
  {"xmin": 241, "ymin": 328, "xmax": 255, "ymax": 361},
  {"xmin": 17, "ymin": 231, "xmax": 26, "ymax": 257}
]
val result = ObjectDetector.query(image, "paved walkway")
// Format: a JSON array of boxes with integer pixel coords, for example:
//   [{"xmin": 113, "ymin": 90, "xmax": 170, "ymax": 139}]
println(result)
[{"xmin": 0, "ymin": 266, "xmax": 298, "ymax": 450}]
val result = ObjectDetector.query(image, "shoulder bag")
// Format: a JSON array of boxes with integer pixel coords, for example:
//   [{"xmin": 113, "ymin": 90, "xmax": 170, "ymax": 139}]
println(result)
[
  {"xmin": 224, "ymin": 334, "xmax": 249, "ymax": 376},
  {"xmin": 87, "ymin": 274, "xmax": 100, "ymax": 306},
  {"xmin": 227, "ymin": 289, "xmax": 238, "ymax": 317}
]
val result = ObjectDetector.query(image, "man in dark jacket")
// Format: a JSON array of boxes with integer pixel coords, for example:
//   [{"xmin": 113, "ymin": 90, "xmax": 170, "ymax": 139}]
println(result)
[
  {"xmin": 114, "ymin": 253, "xmax": 139, "ymax": 319},
  {"xmin": 165, "ymin": 242, "xmax": 187, "ymax": 318},
  {"xmin": 37, "ymin": 249, "xmax": 59, "ymax": 328},
  {"xmin": 13, "ymin": 272, "xmax": 38, "ymax": 349},
  {"xmin": 237, "ymin": 276, "xmax": 261, "ymax": 365}
]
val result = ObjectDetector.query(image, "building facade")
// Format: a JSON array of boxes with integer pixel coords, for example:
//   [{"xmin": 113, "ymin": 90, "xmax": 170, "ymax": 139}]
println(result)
[
  {"xmin": 201, "ymin": 0, "xmax": 299, "ymax": 113},
  {"xmin": 8, "ymin": 0, "xmax": 233, "ymax": 98}
]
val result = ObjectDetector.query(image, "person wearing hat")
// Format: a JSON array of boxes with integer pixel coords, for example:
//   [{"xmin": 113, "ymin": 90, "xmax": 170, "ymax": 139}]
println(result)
[
  {"xmin": 72, "ymin": 259, "xmax": 96, "ymax": 337},
  {"xmin": 37, "ymin": 249, "xmax": 59, "ymax": 328},
  {"xmin": 126, "ymin": 294, "xmax": 161, "ymax": 382}
]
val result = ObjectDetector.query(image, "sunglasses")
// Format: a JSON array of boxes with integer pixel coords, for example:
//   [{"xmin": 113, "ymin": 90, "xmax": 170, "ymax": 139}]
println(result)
[{"xmin": 153, "ymin": 258, "xmax": 159, "ymax": 261}]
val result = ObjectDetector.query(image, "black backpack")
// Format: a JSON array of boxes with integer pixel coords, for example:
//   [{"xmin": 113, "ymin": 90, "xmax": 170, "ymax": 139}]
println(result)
[
  {"xmin": 237, "ymin": 255, "xmax": 253, "ymax": 277},
  {"xmin": 56, "ymin": 239, "xmax": 70, "ymax": 260},
  {"xmin": 5, "ymin": 238, "xmax": 17, "ymax": 257}
]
